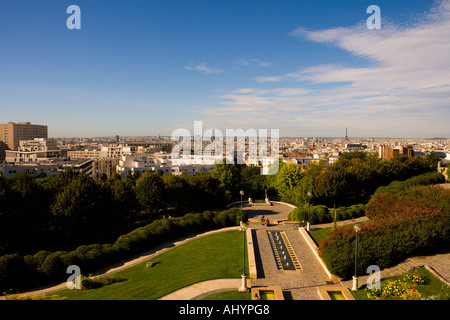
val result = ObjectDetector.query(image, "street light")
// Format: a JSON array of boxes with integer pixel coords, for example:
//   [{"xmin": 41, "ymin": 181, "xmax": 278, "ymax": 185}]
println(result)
[
  {"xmin": 240, "ymin": 190, "xmax": 245, "ymax": 230},
  {"xmin": 239, "ymin": 190, "xmax": 248, "ymax": 292},
  {"xmin": 352, "ymin": 224, "xmax": 361, "ymax": 291},
  {"xmin": 306, "ymin": 192, "xmax": 312, "ymax": 231}
]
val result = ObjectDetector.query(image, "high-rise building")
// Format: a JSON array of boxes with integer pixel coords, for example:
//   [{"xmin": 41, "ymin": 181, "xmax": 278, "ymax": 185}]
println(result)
[{"xmin": 0, "ymin": 122, "xmax": 48, "ymax": 160}]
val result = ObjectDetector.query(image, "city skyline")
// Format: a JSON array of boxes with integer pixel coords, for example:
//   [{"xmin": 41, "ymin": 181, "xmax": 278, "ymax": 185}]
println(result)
[{"xmin": 1, "ymin": 0, "xmax": 450, "ymax": 138}]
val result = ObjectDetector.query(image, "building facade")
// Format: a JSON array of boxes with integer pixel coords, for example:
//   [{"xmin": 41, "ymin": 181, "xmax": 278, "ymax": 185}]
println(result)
[
  {"xmin": 4, "ymin": 138, "xmax": 60, "ymax": 163},
  {"xmin": 0, "ymin": 122, "xmax": 48, "ymax": 160}
]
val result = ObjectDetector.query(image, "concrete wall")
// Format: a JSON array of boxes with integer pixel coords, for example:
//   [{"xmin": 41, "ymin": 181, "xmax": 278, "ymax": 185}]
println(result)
[
  {"xmin": 246, "ymin": 228, "xmax": 257, "ymax": 279},
  {"xmin": 298, "ymin": 227, "xmax": 337, "ymax": 281}
]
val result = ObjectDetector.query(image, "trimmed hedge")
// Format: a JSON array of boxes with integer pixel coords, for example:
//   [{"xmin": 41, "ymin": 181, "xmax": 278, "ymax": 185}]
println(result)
[
  {"xmin": 374, "ymin": 172, "xmax": 445, "ymax": 196},
  {"xmin": 0, "ymin": 208, "xmax": 246, "ymax": 293},
  {"xmin": 288, "ymin": 204, "xmax": 366, "ymax": 225}
]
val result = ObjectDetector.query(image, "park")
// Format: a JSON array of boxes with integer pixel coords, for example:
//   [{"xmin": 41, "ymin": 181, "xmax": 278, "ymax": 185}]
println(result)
[
  {"xmin": 4, "ymin": 195, "xmax": 449, "ymax": 301},
  {"xmin": 1, "ymin": 152, "xmax": 449, "ymax": 300}
]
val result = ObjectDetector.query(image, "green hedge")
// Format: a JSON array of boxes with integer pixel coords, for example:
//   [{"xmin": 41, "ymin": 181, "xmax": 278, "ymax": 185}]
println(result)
[
  {"xmin": 288, "ymin": 204, "xmax": 366, "ymax": 224},
  {"xmin": 374, "ymin": 172, "xmax": 445, "ymax": 196},
  {"xmin": 0, "ymin": 208, "xmax": 246, "ymax": 293},
  {"xmin": 318, "ymin": 186, "xmax": 450, "ymax": 279}
]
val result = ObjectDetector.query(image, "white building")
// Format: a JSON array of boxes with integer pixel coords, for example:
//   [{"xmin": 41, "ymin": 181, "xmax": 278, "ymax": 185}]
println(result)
[
  {"xmin": 5, "ymin": 138, "xmax": 60, "ymax": 163},
  {"xmin": 0, "ymin": 163, "xmax": 62, "ymax": 178},
  {"xmin": 100, "ymin": 145, "xmax": 132, "ymax": 158},
  {"xmin": 116, "ymin": 154, "xmax": 218, "ymax": 178}
]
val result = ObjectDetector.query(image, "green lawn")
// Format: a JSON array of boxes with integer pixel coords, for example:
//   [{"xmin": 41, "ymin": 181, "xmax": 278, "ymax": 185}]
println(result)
[
  {"xmin": 308, "ymin": 227, "xmax": 332, "ymax": 246},
  {"xmin": 56, "ymin": 230, "xmax": 248, "ymax": 300}
]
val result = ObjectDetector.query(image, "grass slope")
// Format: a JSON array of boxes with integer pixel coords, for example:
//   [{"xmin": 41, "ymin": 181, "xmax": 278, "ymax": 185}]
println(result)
[{"xmin": 58, "ymin": 230, "xmax": 247, "ymax": 300}]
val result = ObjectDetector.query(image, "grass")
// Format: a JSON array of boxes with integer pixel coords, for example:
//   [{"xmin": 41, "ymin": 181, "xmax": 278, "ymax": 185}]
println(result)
[
  {"xmin": 351, "ymin": 267, "xmax": 450, "ymax": 300},
  {"xmin": 56, "ymin": 230, "xmax": 248, "ymax": 300},
  {"xmin": 308, "ymin": 227, "xmax": 332, "ymax": 246}
]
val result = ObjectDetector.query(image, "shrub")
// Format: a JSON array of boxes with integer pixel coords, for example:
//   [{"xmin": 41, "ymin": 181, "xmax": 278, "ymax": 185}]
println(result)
[
  {"xmin": 288, "ymin": 206, "xmax": 307, "ymax": 222},
  {"xmin": 374, "ymin": 172, "xmax": 445, "ymax": 196},
  {"xmin": 39, "ymin": 252, "xmax": 65, "ymax": 280},
  {"xmin": 78, "ymin": 274, "xmax": 127, "ymax": 290},
  {"xmin": 319, "ymin": 185, "xmax": 450, "ymax": 279},
  {"xmin": 0, "ymin": 254, "xmax": 30, "ymax": 292},
  {"xmin": 313, "ymin": 205, "xmax": 329, "ymax": 223},
  {"xmin": 213, "ymin": 211, "xmax": 232, "ymax": 227},
  {"xmin": 337, "ymin": 207, "xmax": 348, "ymax": 220}
]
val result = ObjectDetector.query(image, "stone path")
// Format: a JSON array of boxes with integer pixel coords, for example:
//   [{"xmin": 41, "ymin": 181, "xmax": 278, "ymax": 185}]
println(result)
[
  {"xmin": 159, "ymin": 279, "xmax": 242, "ymax": 300},
  {"xmin": 244, "ymin": 203, "xmax": 339, "ymax": 300},
  {"xmin": 237, "ymin": 202, "xmax": 450, "ymax": 299}
]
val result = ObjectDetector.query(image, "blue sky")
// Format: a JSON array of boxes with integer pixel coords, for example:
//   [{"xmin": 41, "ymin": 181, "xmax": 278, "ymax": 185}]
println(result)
[{"xmin": 1, "ymin": 0, "xmax": 449, "ymax": 138}]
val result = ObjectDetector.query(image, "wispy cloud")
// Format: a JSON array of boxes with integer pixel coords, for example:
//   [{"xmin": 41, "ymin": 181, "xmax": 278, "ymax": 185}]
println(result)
[
  {"xmin": 201, "ymin": 0, "xmax": 450, "ymax": 137},
  {"xmin": 234, "ymin": 58, "xmax": 272, "ymax": 67},
  {"xmin": 184, "ymin": 63, "xmax": 224, "ymax": 74}
]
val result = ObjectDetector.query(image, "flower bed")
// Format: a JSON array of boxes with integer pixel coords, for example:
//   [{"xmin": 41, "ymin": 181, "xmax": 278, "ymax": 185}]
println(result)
[{"xmin": 365, "ymin": 268, "xmax": 427, "ymax": 300}]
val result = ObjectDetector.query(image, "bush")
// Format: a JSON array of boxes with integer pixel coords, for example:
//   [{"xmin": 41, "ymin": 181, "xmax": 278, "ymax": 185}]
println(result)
[
  {"xmin": 78, "ymin": 274, "xmax": 127, "ymax": 290},
  {"xmin": 374, "ymin": 172, "xmax": 445, "ymax": 196},
  {"xmin": 319, "ymin": 185, "xmax": 450, "ymax": 279},
  {"xmin": 288, "ymin": 206, "xmax": 307, "ymax": 222},
  {"xmin": 40, "ymin": 252, "xmax": 65, "ymax": 280},
  {"xmin": 0, "ymin": 254, "xmax": 30, "ymax": 293},
  {"xmin": 289, "ymin": 203, "xmax": 366, "ymax": 224},
  {"xmin": 313, "ymin": 205, "xmax": 328, "ymax": 223}
]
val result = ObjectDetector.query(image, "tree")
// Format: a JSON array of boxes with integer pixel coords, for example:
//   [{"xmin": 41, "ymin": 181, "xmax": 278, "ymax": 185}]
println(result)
[
  {"xmin": 135, "ymin": 172, "xmax": 165, "ymax": 214},
  {"xmin": 274, "ymin": 162, "xmax": 303, "ymax": 197},
  {"xmin": 162, "ymin": 174, "xmax": 190, "ymax": 214},
  {"xmin": 51, "ymin": 173, "xmax": 110, "ymax": 240},
  {"xmin": 110, "ymin": 178, "xmax": 137, "ymax": 216},
  {"xmin": 211, "ymin": 158, "xmax": 241, "ymax": 197},
  {"xmin": 424, "ymin": 152, "xmax": 441, "ymax": 171},
  {"xmin": 187, "ymin": 173, "xmax": 228, "ymax": 210},
  {"xmin": 313, "ymin": 162, "xmax": 349, "ymax": 208}
]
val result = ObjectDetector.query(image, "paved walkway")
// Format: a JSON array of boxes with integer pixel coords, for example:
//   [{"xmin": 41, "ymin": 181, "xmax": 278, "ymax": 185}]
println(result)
[
  {"xmin": 243, "ymin": 203, "xmax": 339, "ymax": 300},
  {"xmin": 159, "ymin": 279, "xmax": 243, "ymax": 300}
]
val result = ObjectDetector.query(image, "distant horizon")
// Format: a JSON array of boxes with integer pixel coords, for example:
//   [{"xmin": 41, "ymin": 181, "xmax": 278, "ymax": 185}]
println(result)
[
  {"xmin": 1, "ymin": 0, "xmax": 449, "ymax": 138},
  {"xmin": 49, "ymin": 134, "xmax": 450, "ymax": 141}
]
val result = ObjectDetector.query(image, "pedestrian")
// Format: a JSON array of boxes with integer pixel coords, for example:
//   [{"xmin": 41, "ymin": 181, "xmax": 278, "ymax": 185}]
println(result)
[{"xmin": 266, "ymin": 219, "xmax": 269, "ymax": 227}]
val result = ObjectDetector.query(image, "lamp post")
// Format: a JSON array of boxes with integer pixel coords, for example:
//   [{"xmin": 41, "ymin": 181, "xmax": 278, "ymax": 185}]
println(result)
[
  {"xmin": 239, "ymin": 190, "xmax": 248, "ymax": 292},
  {"xmin": 352, "ymin": 225, "xmax": 360, "ymax": 291},
  {"xmin": 306, "ymin": 192, "xmax": 312, "ymax": 231}
]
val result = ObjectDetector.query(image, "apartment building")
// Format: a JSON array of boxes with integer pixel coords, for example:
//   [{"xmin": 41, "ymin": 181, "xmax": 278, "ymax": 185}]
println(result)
[
  {"xmin": 0, "ymin": 122, "xmax": 48, "ymax": 160},
  {"xmin": 4, "ymin": 138, "xmax": 60, "ymax": 163}
]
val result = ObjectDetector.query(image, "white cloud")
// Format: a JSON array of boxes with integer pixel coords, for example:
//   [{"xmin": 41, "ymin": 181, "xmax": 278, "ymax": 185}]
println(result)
[
  {"xmin": 184, "ymin": 63, "xmax": 224, "ymax": 74},
  {"xmin": 234, "ymin": 59, "xmax": 272, "ymax": 67},
  {"xmin": 200, "ymin": 0, "xmax": 450, "ymax": 137}
]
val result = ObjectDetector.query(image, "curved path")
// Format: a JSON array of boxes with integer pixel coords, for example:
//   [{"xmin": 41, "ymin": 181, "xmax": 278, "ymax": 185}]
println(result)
[{"xmin": 159, "ymin": 278, "xmax": 243, "ymax": 300}]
